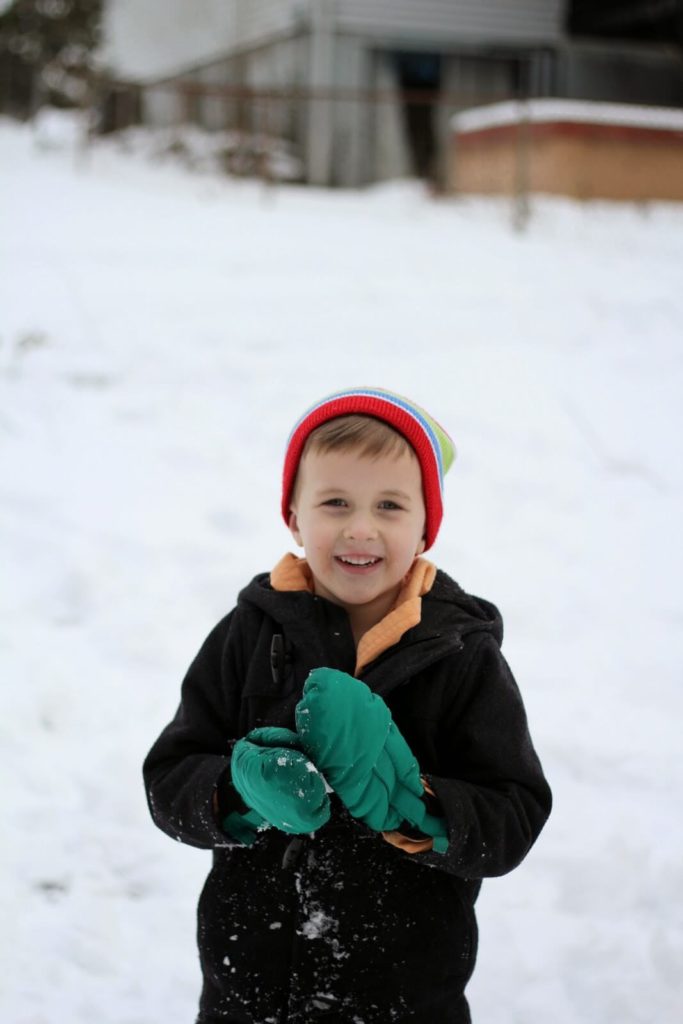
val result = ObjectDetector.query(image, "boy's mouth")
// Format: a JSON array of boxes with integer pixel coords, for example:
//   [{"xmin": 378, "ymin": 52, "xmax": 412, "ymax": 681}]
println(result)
[{"xmin": 335, "ymin": 555, "xmax": 383, "ymax": 571}]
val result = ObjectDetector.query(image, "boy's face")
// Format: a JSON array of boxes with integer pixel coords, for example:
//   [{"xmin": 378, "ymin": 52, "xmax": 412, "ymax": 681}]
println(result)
[{"xmin": 288, "ymin": 446, "xmax": 426, "ymax": 633}]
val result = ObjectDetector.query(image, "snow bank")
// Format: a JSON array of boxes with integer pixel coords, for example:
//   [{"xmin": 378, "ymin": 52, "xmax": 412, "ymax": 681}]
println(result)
[
  {"xmin": 452, "ymin": 98, "xmax": 683, "ymax": 134},
  {"xmin": 2, "ymin": 114, "xmax": 682, "ymax": 1023}
]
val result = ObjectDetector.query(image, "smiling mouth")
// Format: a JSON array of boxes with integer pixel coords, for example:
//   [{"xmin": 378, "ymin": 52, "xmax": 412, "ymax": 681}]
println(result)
[{"xmin": 335, "ymin": 556, "xmax": 382, "ymax": 567}]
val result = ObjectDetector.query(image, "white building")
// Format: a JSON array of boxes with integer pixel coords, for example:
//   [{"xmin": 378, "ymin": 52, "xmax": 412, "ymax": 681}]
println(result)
[{"xmin": 111, "ymin": 1, "xmax": 682, "ymax": 187}]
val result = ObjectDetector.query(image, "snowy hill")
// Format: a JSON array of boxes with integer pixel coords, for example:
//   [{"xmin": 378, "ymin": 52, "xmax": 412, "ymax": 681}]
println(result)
[{"xmin": 2, "ymin": 113, "xmax": 682, "ymax": 1023}]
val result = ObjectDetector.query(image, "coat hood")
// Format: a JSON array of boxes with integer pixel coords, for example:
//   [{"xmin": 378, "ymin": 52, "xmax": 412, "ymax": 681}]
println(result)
[
  {"xmin": 237, "ymin": 561, "xmax": 504, "ymax": 651},
  {"xmin": 427, "ymin": 569, "xmax": 503, "ymax": 646}
]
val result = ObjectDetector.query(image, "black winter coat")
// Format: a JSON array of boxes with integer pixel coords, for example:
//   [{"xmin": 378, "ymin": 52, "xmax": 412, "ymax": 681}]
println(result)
[{"xmin": 143, "ymin": 568, "xmax": 552, "ymax": 1024}]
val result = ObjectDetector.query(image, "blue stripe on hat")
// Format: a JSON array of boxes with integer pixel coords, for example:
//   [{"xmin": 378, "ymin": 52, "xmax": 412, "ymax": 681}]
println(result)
[{"xmin": 287, "ymin": 387, "xmax": 445, "ymax": 487}]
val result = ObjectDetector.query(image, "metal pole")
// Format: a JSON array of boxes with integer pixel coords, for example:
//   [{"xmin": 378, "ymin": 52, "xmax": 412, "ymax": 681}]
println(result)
[
  {"xmin": 512, "ymin": 59, "xmax": 531, "ymax": 232},
  {"xmin": 308, "ymin": 0, "xmax": 335, "ymax": 186}
]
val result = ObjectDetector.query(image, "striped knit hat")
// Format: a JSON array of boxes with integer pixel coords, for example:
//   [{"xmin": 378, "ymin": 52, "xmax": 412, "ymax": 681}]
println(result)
[{"xmin": 282, "ymin": 387, "xmax": 455, "ymax": 550}]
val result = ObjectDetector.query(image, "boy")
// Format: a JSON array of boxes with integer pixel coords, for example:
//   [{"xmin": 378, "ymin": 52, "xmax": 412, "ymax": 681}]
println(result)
[{"xmin": 143, "ymin": 387, "xmax": 552, "ymax": 1024}]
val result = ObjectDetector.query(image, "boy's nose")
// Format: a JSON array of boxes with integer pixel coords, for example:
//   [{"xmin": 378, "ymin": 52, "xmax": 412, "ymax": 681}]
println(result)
[{"xmin": 343, "ymin": 512, "xmax": 378, "ymax": 541}]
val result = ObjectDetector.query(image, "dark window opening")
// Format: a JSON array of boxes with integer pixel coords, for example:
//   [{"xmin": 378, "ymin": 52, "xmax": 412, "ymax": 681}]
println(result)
[
  {"xmin": 568, "ymin": 0, "xmax": 683, "ymax": 45},
  {"xmin": 393, "ymin": 51, "xmax": 442, "ymax": 180}
]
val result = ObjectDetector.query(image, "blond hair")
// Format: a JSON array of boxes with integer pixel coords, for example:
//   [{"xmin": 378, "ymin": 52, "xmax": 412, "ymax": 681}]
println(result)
[
  {"xmin": 301, "ymin": 414, "xmax": 416, "ymax": 462},
  {"xmin": 289, "ymin": 415, "xmax": 417, "ymax": 505}
]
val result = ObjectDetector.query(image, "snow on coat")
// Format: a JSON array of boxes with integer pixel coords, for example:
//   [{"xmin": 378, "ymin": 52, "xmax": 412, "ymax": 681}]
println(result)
[{"xmin": 143, "ymin": 568, "xmax": 552, "ymax": 1023}]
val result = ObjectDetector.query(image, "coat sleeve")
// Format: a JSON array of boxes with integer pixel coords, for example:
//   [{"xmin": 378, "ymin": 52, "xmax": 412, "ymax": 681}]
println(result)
[
  {"xmin": 407, "ymin": 635, "xmax": 552, "ymax": 878},
  {"xmin": 142, "ymin": 610, "xmax": 246, "ymax": 850}
]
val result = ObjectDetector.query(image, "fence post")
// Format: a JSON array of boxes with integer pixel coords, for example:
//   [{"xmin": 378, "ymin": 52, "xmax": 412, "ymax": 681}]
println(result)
[
  {"xmin": 308, "ymin": 0, "xmax": 334, "ymax": 185},
  {"xmin": 512, "ymin": 99, "xmax": 531, "ymax": 231}
]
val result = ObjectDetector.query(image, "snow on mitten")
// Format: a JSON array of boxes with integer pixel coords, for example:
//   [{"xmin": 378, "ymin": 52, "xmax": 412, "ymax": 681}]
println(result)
[
  {"xmin": 230, "ymin": 726, "xmax": 330, "ymax": 835},
  {"xmin": 295, "ymin": 668, "xmax": 448, "ymax": 849}
]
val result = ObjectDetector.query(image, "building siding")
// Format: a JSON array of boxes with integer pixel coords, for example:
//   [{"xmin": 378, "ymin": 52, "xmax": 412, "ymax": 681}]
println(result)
[
  {"xmin": 335, "ymin": 0, "xmax": 564, "ymax": 45},
  {"xmin": 203, "ymin": 1, "xmax": 564, "ymax": 56},
  {"xmin": 231, "ymin": 0, "xmax": 302, "ymax": 50}
]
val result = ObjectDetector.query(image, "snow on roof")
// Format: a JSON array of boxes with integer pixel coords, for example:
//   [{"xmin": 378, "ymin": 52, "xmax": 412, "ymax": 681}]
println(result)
[{"xmin": 452, "ymin": 99, "xmax": 683, "ymax": 135}]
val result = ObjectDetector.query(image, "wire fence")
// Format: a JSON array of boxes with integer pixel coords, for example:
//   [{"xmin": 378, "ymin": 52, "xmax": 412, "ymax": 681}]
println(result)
[
  {"xmin": 1, "ymin": 62, "xmax": 536, "ymax": 223},
  {"xmin": 92, "ymin": 76, "xmax": 525, "ymax": 182}
]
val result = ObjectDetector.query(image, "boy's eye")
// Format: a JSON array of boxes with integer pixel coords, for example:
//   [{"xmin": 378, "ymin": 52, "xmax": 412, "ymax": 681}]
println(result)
[
  {"xmin": 378, "ymin": 500, "xmax": 402, "ymax": 511},
  {"xmin": 321, "ymin": 498, "xmax": 347, "ymax": 507}
]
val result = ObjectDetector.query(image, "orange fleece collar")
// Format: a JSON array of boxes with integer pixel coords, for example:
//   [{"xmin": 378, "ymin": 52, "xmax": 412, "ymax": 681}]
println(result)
[{"xmin": 270, "ymin": 552, "xmax": 437, "ymax": 675}]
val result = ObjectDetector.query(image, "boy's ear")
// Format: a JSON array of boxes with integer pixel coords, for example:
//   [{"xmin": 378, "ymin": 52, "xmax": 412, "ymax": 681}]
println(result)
[
  {"xmin": 288, "ymin": 509, "xmax": 303, "ymax": 547},
  {"xmin": 416, "ymin": 536, "xmax": 426, "ymax": 556}
]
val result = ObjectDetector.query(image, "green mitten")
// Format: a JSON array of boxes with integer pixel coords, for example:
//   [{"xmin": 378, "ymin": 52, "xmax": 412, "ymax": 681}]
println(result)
[
  {"xmin": 295, "ymin": 669, "xmax": 448, "ymax": 851},
  {"xmin": 230, "ymin": 726, "xmax": 330, "ymax": 835}
]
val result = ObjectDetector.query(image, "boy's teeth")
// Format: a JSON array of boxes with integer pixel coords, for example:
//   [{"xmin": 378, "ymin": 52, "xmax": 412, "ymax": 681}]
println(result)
[{"xmin": 339, "ymin": 556, "xmax": 379, "ymax": 566}]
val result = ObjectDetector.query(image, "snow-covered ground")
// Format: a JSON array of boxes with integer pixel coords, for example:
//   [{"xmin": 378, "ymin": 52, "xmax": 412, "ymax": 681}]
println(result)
[{"xmin": 2, "ymin": 113, "xmax": 682, "ymax": 1023}]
